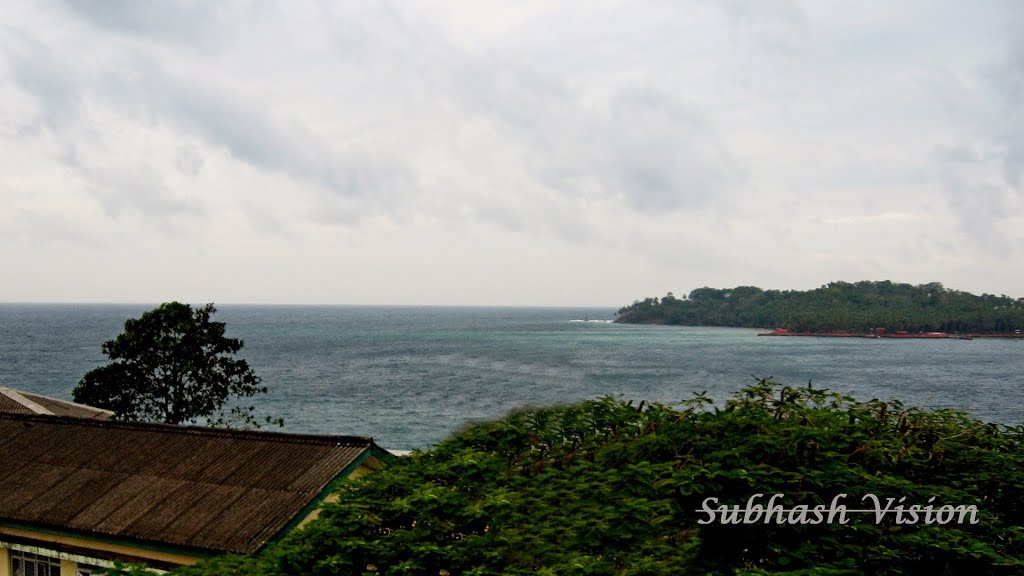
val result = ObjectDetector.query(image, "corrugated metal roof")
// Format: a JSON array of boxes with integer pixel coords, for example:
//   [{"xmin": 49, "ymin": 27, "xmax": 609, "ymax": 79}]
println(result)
[
  {"xmin": 0, "ymin": 414, "xmax": 376, "ymax": 554},
  {"xmin": 0, "ymin": 387, "xmax": 114, "ymax": 419}
]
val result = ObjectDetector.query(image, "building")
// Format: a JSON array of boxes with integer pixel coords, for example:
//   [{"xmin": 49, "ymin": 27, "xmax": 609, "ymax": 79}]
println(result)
[
  {"xmin": 0, "ymin": 413, "xmax": 392, "ymax": 575},
  {"xmin": 0, "ymin": 387, "xmax": 113, "ymax": 420}
]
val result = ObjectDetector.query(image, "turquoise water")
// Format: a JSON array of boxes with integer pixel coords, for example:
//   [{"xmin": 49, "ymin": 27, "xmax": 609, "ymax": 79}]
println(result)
[{"xmin": 1, "ymin": 304, "xmax": 1021, "ymax": 449}]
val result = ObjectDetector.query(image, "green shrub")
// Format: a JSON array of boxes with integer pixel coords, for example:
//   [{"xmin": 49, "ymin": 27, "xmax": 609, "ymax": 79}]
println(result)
[{"xmin": 177, "ymin": 381, "xmax": 1023, "ymax": 575}]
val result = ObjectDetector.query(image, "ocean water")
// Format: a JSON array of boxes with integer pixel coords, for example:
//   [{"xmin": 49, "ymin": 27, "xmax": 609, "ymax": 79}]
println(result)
[{"xmin": 1, "ymin": 304, "xmax": 1021, "ymax": 450}]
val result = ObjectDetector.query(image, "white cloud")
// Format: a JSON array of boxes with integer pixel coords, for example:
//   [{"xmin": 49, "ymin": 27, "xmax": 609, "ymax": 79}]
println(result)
[{"xmin": 819, "ymin": 213, "xmax": 929, "ymax": 225}]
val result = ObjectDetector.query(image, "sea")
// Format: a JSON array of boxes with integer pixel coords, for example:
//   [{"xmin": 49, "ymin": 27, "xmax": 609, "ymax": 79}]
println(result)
[{"xmin": 1, "ymin": 304, "xmax": 1021, "ymax": 450}]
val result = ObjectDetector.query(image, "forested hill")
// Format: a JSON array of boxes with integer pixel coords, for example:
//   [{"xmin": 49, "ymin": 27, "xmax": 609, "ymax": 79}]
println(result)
[{"xmin": 615, "ymin": 281, "xmax": 1024, "ymax": 334}]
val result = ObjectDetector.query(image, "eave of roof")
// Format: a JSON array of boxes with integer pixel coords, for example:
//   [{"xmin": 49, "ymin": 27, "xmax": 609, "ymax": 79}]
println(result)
[{"xmin": 272, "ymin": 443, "xmax": 396, "ymax": 541}]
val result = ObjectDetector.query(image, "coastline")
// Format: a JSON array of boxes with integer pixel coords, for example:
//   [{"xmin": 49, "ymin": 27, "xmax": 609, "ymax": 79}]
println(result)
[{"xmin": 757, "ymin": 328, "xmax": 1024, "ymax": 339}]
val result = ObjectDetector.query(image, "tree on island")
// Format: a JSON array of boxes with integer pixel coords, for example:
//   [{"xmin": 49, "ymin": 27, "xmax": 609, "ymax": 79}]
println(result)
[
  {"xmin": 73, "ymin": 302, "xmax": 282, "ymax": 428},
  {"xmin": 616, "ymin": 280, "xmax": 1024, "ymax": 333}
]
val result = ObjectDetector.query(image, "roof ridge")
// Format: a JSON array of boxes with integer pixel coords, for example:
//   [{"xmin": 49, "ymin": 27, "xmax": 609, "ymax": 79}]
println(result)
[
  {"xmin": 0, "ymin": 387, "xmax": 52, "ymax": 415},
  {"xmin": 18, "ymin": 389, "xmax": 116, "ymax": 416},
  {"xmin": 0, "ymin": 412, "xmax": 374, "ymax": 446}
]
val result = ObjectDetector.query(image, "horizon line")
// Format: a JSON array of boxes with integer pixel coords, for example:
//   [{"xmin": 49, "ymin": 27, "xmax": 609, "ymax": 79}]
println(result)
[{"xmin": 0, "ymin": 301, "xmax": 625, "ymax": 309}]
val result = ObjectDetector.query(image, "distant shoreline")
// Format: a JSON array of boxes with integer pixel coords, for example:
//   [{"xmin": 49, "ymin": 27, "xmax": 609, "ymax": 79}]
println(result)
[{"xmin": 757, "ymin": 327, "xmax": 1024, "ymax": 340}]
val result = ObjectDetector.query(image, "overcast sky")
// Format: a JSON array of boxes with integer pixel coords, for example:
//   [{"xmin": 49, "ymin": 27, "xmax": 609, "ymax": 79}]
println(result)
[{"xmin": 1, "ymin": 1, "xmax": 1022, "ymax": 306}]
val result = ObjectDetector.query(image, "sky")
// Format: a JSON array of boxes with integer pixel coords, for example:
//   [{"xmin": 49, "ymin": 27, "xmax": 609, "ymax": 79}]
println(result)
[{"xmin": 1, "ymin": 1, "xmax": 1022, "ymax": 306}]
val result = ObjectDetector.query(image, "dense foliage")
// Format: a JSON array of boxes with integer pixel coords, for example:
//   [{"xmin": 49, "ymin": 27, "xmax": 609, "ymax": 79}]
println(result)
[
  {"xmin": 615, "ymin": 281, "xmax": 1024, "ymax": 333},
  {"xmin": 174, "ymin": 381, "xmax": 1023, "ymax": 575},
  {"xmin": 74, "ymin": 302, "xmax": 281, "ymax": 427}
]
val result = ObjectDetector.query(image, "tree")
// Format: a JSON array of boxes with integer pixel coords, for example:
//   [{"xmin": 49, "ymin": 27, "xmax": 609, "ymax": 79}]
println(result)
[{"xmin": 73, "ymin": 302, "xmax": 281, "ymax": 428}]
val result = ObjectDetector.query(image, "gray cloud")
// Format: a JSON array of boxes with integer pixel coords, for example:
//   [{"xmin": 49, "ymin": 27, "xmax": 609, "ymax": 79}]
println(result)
[
  {"xmin": 970, "ymin": 4, "xmax": 1024, "ymax": 191},
  {"xmin": 8, "ymin": 1, "xmax": 741, "ymax": 240},
  {"xmin": 5, "ymin": 30, "xmax": 411, "ymax": 223},
  {"xmin": 56, "ymin": 0, "xmax": 220, "ymax": 45},
  {"xmin": 175, "ymin": 145, "xmax": 203, "ymax": 177},
  {"xmin": 0, "ymin": 209, "xmax": 103, "ymax": 248},
  {"xmin": 85, "ymin": 57, "xmax": 353, "ymax": 192},
  {"xmin": 933, "ymin": 143, "xmax": 981, "ymax": 164},
  {"xmin": 939, "ymin": 175, "xmax": 1012, "ymax": 255},
  {"xmin": 454, "ymin": 67, "xmax": 742, "ymax": 218},
  {"xmin": 999, "ymin": 43, "xmax": 1023, "ymax": 188},
  {"xmin": 602, "ymin": 88, "xmax": 741, "ymax": 212},
  {"xmin": 926, "ymin": 6, "xmax": 1024, "ymax": 258},
  {"xmin": 5, "ymin": 34, "xmax": 81, "ymax": 132},
  {"xmin": 61, "ymin": 142, "xmax": 202, "ymax": 225},
  {"xmin": 716, "ymin": 0, "xmax": 808, "ymax": 53}
]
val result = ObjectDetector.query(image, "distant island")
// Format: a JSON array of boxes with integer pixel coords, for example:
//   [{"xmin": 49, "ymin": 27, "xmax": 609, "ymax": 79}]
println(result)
[{"xmin": 615, "ymin": 281, "xmax": 1024, "ymax": 336}]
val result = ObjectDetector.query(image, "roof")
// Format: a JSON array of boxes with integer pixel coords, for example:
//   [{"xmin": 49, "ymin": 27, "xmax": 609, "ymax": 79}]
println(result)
[
  {"xmin": 0, "ymin": 387, "xmax": 114, "ymax": 419},
  {"xmin": 0, "ymin": 413, "xmax": 379, "ymax": 555}
]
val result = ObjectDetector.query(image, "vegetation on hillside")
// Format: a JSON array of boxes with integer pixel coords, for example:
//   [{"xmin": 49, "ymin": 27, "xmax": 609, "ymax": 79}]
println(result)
[
  {"xmin": 171, "ymin": 381, "xmax": 1023, "ymax": 575},
  {"xmin": 615, "ymin": 281, "xmax": 1024, "ymax": 333}
]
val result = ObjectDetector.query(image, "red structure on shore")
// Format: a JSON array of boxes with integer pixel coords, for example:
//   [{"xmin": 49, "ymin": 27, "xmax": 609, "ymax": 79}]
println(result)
[{"xmin": 758, "ymin": 327, "xmax": 960, "ymax": 339}]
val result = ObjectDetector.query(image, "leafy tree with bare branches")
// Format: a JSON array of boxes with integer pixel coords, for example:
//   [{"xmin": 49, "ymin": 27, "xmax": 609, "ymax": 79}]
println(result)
[{"xmin": 74, "ymin": 302, "xmax": 281, "ymax": 428}]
